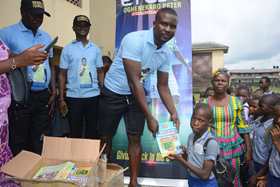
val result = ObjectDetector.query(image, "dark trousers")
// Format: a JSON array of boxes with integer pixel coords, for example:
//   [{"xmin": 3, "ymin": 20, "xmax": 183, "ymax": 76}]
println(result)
[
  {"xmin": 66, "ymin": 96, "xmax": 99, "ymax": 139},
  {"xmin": 98, "ymin": 87, "xmax": 145, "ymax": 137},
  {"xmin": 8, "ymin": 89, "xmax": 50, "ymax": 155},
  {"xmin": 268, "ymin": 172, "xmax": 280, "ymax": 187}
]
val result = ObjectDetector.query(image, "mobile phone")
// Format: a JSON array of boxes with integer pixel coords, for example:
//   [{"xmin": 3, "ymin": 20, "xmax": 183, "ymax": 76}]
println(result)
[{"xmin": 44, "ymin": 36, "xmax": 58, "ymax": 53}]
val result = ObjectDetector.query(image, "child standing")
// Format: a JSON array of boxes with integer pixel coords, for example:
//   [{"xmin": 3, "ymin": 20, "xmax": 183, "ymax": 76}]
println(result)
[
  {"xmin": 168, "ymin": 103, "xmax": 219, "ymax": 187},
  {"xmin": 235, "ymin": 85, "xmax": 251, "ymax": 124},
  {"xmin": 248, "ymin": 97, "xmax": 260, "ymax": 124},
  {"xmin": 267, "ymin": 100, "xmax": 280, "ymax": 187},
  {"xmin": 236, "ymin": 85, "xmax": 254, "ymax": 187},
  {"xmin": 248, "ymin": 97, "xmax": 261, "ymax": 140},
  {"xmin": 255, "ymin": 99, "xmax": 280, "ymax": 187},
  {"xmin": 249, "ymin": 94, "xmax": 278, "ymax": 186}
]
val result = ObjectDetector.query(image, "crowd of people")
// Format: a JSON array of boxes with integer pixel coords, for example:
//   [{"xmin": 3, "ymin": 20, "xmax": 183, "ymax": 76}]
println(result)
[
  {"xmin": 171, "ymin": 72, "xmax": 279, "ymax": 187},
  {"xmin": 0, "ymin": 0, "xmax": 279, "ymax": 187}
]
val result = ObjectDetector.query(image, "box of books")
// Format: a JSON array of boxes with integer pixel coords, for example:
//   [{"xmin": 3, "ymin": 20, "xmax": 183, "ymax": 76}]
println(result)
[{"xmin": 1, "ymin": 136, "xmax": 101, "ymax": 187}]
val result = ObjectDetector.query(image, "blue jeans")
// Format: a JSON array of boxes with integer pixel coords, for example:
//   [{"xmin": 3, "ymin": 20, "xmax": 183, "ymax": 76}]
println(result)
[{"xmin": 188, "ymin": 175, "xmax": 218, "ymax": 187}]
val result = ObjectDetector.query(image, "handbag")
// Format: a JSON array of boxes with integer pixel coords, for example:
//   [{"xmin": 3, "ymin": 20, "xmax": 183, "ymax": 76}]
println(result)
[
  {"xmin": 203, "ymin": 138, "xmax": 236, "ymax": 187},
  {"xmin": 7, "ymin": 67, "xmax": 31, "ymax": 104}
]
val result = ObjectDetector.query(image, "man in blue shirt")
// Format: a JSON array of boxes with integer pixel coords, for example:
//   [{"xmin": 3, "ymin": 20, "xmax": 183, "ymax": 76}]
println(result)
[
  {"xmin": 99, "ymin": 8, "xmax": 180, "ymax": 187},
  {"xmin": 0, "ymin": 0, "xmax": 56, "ymax": 155},
  {"xmin": 59, "ymin": 15, "xmax": 103, "ymax": 139}
]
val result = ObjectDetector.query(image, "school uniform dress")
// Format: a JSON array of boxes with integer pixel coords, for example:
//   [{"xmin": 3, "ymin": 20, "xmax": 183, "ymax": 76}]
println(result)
[
  {"xmin": 59, "ymin": 40, "xmax": 103, "ymax": 138},
  {"xmin": 0, "ymin": 21, "xmax": 53, "ymax": 155},
  {"xmin": 186, "ymin": 131, "xmax": 219, "ymax": 187},
  {"xmin": 252, "ymin": 117, "xmax": 273, "ymax": 173},
  {"xmin": 268, "ymin": 145, "xmax": 280, "ymax": 187},
  {"xmin": 204, "ymin": 96, "xmax": 252, "ymax": 187}
]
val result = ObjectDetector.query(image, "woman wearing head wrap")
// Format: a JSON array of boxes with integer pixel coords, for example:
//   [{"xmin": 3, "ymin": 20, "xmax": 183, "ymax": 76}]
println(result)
[{"xmin": 202, "ymin": 68, "xmax": 252, "ymax": 187}]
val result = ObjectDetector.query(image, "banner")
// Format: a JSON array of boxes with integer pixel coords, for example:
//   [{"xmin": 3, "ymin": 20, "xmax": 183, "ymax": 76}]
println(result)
[{"xmin": 113, "ymin": 0, "xmax": 193, "ymax": 181}]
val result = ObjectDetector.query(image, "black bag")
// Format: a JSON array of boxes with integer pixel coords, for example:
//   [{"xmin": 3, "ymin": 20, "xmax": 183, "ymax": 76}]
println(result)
[
  {"xmin": 203, "ymin": 138, "xmax": 235, "ymax": 187},
  {"xmin": 7, "ymin": 67, "xmax": 31, "ymax": 104}
]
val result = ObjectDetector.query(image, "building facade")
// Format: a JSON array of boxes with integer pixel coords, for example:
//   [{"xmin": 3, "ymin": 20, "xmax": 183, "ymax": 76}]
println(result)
[
  {"xmin": 192, "ymin": 42, "xmax": 229, "ymax": 93},
  {"xmin": 230, "ymin": 68, "xmax": 280, "ymax": 88},
  {"xmin": 0, "ymin": 0, "xmax": 116, "ymax": 58}
]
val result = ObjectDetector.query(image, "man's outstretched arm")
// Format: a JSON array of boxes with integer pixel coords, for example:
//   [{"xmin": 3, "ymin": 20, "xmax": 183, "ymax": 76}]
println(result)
[
  {"xmin": 157, "ymin": 70, "xmax": 180, "ymax": 129},
  {"xmin": 123, "ymin": 58, "xmax": 158, "ymax": 134}
]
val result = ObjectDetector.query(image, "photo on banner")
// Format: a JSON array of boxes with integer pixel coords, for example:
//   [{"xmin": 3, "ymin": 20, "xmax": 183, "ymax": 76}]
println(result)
[{"xmin": 113, "ymin": 0, "xmax": 193, "ymax": 179}]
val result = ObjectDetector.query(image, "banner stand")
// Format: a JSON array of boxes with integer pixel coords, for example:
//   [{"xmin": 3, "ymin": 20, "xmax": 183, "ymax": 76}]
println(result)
[{"xmin": 114, "ymin": 0, "xmax": 193, "ymax": 185}]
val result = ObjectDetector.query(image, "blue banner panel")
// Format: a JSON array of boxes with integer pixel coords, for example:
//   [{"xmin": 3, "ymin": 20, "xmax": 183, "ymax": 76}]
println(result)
[{"xmin": 113, "ymin": 0, "xmax": 193, "ymax": 179}]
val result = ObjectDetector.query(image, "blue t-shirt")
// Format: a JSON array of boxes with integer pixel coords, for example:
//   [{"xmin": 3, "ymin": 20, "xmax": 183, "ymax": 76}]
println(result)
[
  {"xmin": 0, "ymin": 21, "xmax": 53, "ymax": 91},
  {"xmin": 59, "ymin": 40, "xmax": 103, "ymax": 98},
  {"xmin": 105, "ymin": 28, "xmax": 171, "ymax": 95}
]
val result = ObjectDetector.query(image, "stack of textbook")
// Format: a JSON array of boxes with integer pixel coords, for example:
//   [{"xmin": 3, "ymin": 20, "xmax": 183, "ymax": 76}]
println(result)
[{"xmin": 33, "ymin": 161, "xmax": 92, "ymax": 186}]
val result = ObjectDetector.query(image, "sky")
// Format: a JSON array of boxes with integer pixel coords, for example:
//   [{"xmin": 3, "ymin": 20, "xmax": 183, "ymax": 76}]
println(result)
[{"xmin": 191, "ymin": 0, "xmax": 280, "ymax": 70}]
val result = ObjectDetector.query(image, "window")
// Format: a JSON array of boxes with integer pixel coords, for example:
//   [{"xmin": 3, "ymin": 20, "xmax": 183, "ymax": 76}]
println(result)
[{"xmin": 66, "ymin": 0, "xmax": 82, "ymax": 8}]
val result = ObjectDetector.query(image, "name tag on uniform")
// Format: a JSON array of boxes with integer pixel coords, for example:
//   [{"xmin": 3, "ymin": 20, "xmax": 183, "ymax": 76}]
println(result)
[{"xmin": 194, "ymin": 143, "xmax": 204, "ymax": 155}]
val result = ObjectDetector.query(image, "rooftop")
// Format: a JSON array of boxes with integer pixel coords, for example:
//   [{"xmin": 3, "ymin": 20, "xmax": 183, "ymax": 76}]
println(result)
[
  {"xmin": 230, "ymin": 68, "xmax": 280, "ymax": 74},
  {"xmin": 192, "ymin": 42, "xmax": 229, "ymax": 53}
]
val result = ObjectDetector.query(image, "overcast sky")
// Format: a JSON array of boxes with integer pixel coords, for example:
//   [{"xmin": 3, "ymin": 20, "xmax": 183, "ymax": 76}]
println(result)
[{"xmin": 191, "ymin": 0, "xmax": 280, "ymax": 69}]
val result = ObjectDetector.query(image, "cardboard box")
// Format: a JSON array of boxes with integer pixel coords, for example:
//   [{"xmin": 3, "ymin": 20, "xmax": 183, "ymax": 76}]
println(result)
[{"xmin": 1, "ymin": 136, "xmax": 101, "ymax": 187}]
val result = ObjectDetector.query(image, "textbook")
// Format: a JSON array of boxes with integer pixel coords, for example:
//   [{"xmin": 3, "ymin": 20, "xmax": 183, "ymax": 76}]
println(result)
[
  {"xmin": 156, "ymin": 121, "xmax": 182, "ymax": 158},
  {"xmin": 67, "ymin": 166, "xmax": 92, "ymax": 186},
  {"xmin": 33, "ymin": 162, "xmax": 92, "ymax": 186},
  {"xmin": 33, "ymin": 161, "xmax": 75, "ymax": 180}
]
